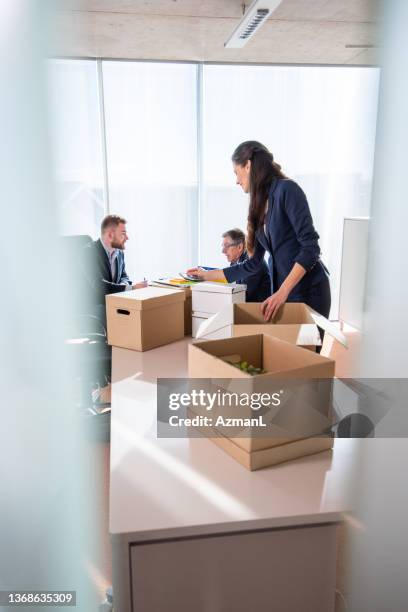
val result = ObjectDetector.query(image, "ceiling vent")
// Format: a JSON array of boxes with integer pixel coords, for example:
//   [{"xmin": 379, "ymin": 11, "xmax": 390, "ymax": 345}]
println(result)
[{"xmin": 224, "ymin": 0, "xmax": 283, "ymax": 49}]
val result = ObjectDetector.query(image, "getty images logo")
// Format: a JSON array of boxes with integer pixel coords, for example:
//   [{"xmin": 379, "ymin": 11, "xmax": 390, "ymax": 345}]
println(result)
[{"xmin": 168, "ymin": 389, "xmax": 284, "ymax": 411}]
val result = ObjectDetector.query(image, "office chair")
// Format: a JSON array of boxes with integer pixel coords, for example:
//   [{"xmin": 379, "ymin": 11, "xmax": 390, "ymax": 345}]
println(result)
[{"xmin": 61, "ymin": 234, "xmax": 112, "ymax": 439}]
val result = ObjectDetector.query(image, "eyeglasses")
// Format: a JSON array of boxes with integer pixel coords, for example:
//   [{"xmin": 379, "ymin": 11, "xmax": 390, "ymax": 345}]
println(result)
[{"xmin": 222, "ymin": 241, "xmax": 241, "ymax": 251}]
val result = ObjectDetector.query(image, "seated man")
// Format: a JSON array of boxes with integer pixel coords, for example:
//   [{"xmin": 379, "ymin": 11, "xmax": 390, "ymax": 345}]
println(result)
[
  {"xmin": 82, "ymin": 214, "xmax": 147, "ymax": 322},
  {"xmin": 81, "ymin": 215, "xmax": 146, "ymax": 408},
  {"xmin": 222, "ymin": 228, "xmax": 271, "ymax": 302}
]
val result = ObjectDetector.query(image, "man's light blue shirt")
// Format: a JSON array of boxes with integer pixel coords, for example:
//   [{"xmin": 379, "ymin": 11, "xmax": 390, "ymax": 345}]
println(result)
[{"xmin": 101, "ymin": 239, "xmax": 131, "ymax": 291}]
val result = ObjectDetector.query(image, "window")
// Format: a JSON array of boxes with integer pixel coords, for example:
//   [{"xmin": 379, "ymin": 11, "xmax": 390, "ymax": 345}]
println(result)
[
  {"xmin": 48, "ymin": 59, "xmax": 106, "ymax": 237},
  {"xmin": 49, "ymin": 59, "xmax": 379, "ymax": 318},
  {"xmin": 201, "ymin": 65, "xmax": 380, "ymax": 316},
  {"xmin": 101, "ymin": 61, "xmax": 198, "ymax": 282}
]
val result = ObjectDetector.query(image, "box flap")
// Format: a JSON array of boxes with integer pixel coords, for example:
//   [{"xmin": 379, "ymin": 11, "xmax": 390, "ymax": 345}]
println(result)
[
  {"xmin": 195, "ymin": 305, "xmax": 234, "ymax": 339},
  {"xmin": 308, "ymin": 311, "xmax": 348, "ymax": 347},
  {"xmin": 192, "ymin": 281, "xmax": 246, "ymax": 295},
  {"xmin": 293, "ymin": 324, "xmax": 322, "ymax": 346},
  {"xmin": 106, "ymin": 286, "xmax": 185, "ymax": 311}
]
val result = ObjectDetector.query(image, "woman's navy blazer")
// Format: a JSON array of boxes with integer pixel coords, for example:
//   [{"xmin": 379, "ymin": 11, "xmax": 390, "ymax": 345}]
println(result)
[{"xmin": 223, "ymin": 178, "xmax": 329, "ymax": 300}]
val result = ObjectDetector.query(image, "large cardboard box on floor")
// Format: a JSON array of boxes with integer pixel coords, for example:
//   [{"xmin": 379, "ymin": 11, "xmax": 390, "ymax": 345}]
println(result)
[
  {"xmin": 195, "ymin": 302, "xmax": 347, "ymax": 350},
  {"xmin": 106, "ymin": 286, "xmax": 185, "ymax": 351},
  {"xmin": 191, "ymin": 282, "xmax": 246, "ymax": 316},
  {"xmin": 188, "ymin": 333, "xmax": 335, "ymax": 469}
]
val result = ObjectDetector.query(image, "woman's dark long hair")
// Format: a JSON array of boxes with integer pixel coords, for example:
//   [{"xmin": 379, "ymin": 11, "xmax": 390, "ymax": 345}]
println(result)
[{"xmin": 232, "ymin": 141, "xmax": 286, "ymax": 255}]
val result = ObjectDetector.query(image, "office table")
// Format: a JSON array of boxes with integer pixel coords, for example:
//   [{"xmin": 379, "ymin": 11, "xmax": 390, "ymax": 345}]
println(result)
[{"xmin": 110, "ymin": 337, "xmax": 356, "ymax": 612}]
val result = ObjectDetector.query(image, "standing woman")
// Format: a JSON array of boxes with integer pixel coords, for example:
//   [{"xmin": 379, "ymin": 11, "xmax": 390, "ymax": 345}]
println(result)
[{"xmin": 187, "ymin": 140, "xmax": 331, "ymax": 322}]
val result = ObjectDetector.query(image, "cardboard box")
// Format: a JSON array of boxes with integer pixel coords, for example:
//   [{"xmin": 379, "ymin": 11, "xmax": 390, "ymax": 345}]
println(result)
[
  {"xmin": 192, "ymin": 282, "xmax": 246, "ymax": 316},
  {"xmin": 210, "ymin": 431, "xmax": 333, "ymax": 471},
  {"xmin": 189, "ymin": 333, "xmax": 335, "ymax": 381},
  {"xmin": 184, "ymin": 292, "xmax": 192, "ymax": 336},
  {"xmin": 149, "ymin": 280, "xmax": 192, "ymax": 335},
  {"xmin": 195, "ymin": 302, "xmax": 347, "ymax": 350},
  {"xmin": 188, "ymin": 409, "xmax": 333, "ymax": 471},
  {"xmin": 187, "ymin": 378, "xmax": 334, "ymax": 452},
  {"xmin": 188, "ymin": 334, "xmax": 335, "ymax": 466},
  {"xmin": 106, "ymin": 286, "xmax": 185, "ymax": 351}
]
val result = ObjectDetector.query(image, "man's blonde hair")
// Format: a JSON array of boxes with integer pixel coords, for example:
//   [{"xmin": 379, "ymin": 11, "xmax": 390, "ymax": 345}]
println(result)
[{"xmin": 101, "ymin": 214, "xmax": 126, "ymax": 233}]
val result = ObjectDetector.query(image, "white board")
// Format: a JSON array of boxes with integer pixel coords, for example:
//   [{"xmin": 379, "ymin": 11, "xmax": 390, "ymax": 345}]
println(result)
[{"xmin": 339, "ymin": 217, "xmax": 370, "ymax": 330}]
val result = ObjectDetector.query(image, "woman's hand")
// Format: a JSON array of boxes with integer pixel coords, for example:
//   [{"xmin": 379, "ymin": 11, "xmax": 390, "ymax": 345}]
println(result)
[
  {"xmin": 261, "ymin": 288, "xmax": 289, "ymax": 321},
  {"xmin": 186, "ymin": 267, "xmax": 207, "ymax": 280},
  {"xmin": 186, "ymin": 267, "xmax": 227, "ymax": 282},
  {"xmin": 261, "ymin": 263, "xmax": 305, "ymax": 320}
]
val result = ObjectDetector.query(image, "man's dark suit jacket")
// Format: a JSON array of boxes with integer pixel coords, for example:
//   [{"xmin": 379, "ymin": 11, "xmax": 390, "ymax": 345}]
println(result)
[
  {"xmin": 82, "ymin": 238, "xmax": 131, "ymax": 308},
  {"xmin": 233, "ymin": 251, "xmax": 271, "ymax": 302}
]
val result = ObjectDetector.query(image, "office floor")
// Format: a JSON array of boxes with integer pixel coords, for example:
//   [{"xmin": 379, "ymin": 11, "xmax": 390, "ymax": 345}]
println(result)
[
  {"xmin": 322, "ymin": 323, "xmax": 362, "ymax": 612},
  {"xmin": 90, "ymin": 440, "xmax": 111, "ymax": 603},
  {"xmin": 92, "ymin": 323, "xmax": 361, "ymax": 608}
]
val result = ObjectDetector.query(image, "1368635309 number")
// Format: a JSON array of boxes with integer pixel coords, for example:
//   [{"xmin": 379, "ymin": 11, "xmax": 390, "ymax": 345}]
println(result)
[{"xmin": 0, "ymin": 591, "xmax": 76, "ymax": 606}]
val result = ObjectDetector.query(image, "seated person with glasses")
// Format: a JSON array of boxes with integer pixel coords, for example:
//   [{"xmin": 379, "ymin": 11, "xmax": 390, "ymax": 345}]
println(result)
[{"xmin": 222, "ymin": 228, "xmax": 271, "ymax": 302}]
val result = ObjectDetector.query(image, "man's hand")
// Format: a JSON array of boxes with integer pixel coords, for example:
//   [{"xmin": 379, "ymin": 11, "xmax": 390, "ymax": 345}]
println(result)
[
  {"xmin": 261, "ymin": 288, "xmax": 289, "ymax": 321},
  {"xmin": 132, "ymin": 279, "xmax": 148, "ymax": 290}
]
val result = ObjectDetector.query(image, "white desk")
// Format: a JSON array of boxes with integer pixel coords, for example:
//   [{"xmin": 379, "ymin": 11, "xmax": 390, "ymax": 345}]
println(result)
[{"xmin": 110, "ymin": 338, "xmax": 356, "ymax": 612}]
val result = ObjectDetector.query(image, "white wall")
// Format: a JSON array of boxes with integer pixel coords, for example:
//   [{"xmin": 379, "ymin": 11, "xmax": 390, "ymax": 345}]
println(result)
[
  {"xmin": 0, "ymin": 2, "xmax": 97, "ymax": 607},
  {"xmin": 346, "ymin": 1, "xmax": 408, "ymax": 609}
]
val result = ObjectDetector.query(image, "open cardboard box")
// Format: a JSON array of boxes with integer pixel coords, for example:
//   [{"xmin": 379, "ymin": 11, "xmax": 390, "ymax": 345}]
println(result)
[
  {"xmin": 187, "ymin": 409, "xmax": 333, "ymax": 471},
  {"xmin": 211, "ymin": 434, "xmax": 333, "ymax": 471},
  {"xmin": 195, "ymin": 302, "xmax": 347, "ymax": 351},
  {"xmin": 188, "ymin": 334, "xmax": 335, "ymax": 466},
  {"xmin": 106, "ymin": 286, "xmax": 185, "ymax": 351},
  {"xmin": 189, "ymin": 333, "xmax": 335, "ymax": 380}
]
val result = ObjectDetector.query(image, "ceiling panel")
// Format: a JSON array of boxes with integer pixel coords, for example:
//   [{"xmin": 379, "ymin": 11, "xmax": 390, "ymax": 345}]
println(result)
[
  {"xmin": 55, "ymin": 0, "xmax": 380, "ymax": 65},
  {"xmin": 61, "ymin": 0, "xmax": 244, "ymax": 18},
  {"xmin": 273, "ymin": 0, "xmax": 378, "ymax": 23},
  {"xmin": 61, "ymin": 0, "xmax": 377, "ymax": 21}
]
